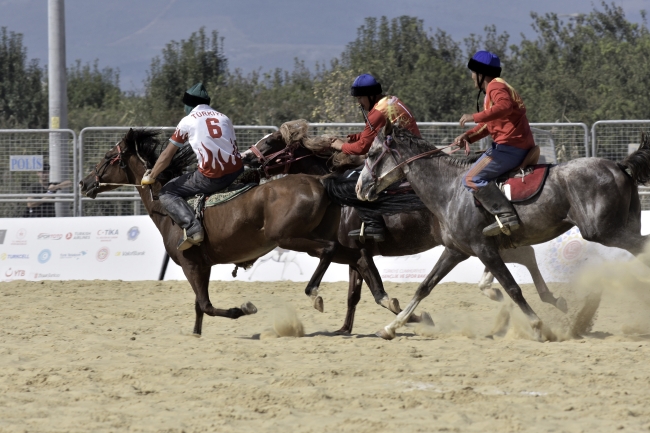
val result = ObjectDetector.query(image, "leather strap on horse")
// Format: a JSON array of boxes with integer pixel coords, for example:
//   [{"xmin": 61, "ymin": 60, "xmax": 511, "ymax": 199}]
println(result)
[{"xmin": 376, "ymin": 137, "xmax": 459, "ymax": 183}]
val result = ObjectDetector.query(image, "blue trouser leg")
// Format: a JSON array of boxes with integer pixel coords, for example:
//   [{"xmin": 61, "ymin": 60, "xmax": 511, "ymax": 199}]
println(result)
[{"xmin": 463, "ymin": 143, "xmax": 529, "ymax": 191}]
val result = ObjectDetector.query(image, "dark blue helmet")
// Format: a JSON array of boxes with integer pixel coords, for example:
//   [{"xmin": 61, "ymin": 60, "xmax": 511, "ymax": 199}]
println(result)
[
  {"xmin": 350, "ymin": 74, "xmax": 383, "ymax": 97},
  {"xmin": 468, "ymin": 51, "xmax": 502, "ymax": 77}
]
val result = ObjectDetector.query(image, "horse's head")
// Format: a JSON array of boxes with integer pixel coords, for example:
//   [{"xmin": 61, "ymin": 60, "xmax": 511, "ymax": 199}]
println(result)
[
  {"xmin": 242, "ymin": 128, "xmax": 332, "ymax": 177},
  {"xmin": 357, "ymin": 120, "xmax": 406, "ymax": 201},
  {"xmin": 79, "ymin": 128, "xmax": 175, "ymax": 199}
]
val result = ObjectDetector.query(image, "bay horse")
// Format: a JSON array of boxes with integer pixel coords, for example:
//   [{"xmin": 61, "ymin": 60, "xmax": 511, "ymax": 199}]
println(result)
[
  {"xmin": 243, "ymin": 129, "xmax": 567, "ymax": 333},
  {"xmin": 79, "ymin": 128, "xmax": 390, "ymax": 336},
  {"xmin": 357, "ymin": 123, "xmax": 650, "ymax": 340}
]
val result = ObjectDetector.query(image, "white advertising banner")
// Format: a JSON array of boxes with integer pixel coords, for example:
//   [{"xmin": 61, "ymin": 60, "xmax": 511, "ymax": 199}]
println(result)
[
  {"xmin": 163, "ymin": 211, "xmax": 650, "ymax": 284},
  {"xmin": 0, "ymin": 216, "xmax": 165, "ymax": 282},
  {"xmin": 2, "ymin": 211, "xmax": 649, "ymax": 284}
]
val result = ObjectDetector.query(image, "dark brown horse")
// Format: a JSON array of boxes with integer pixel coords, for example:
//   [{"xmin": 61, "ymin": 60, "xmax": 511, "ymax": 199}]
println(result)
[
  {"xmin": 242, "ymin": 130, "xmax": 567, "ymax": 333},
  {"xmin": 79, "ymin": 128, "xmax": 390, "ymax": 336}
]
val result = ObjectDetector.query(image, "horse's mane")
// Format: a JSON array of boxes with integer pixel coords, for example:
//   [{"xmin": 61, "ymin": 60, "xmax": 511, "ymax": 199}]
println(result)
[
  {"xmin": 391, "ymin": 127, "xmax": 483, "ymax": 169},
  {"xmin": 122, "ymin": 129, "xmax": 197, "ymax": 185}
]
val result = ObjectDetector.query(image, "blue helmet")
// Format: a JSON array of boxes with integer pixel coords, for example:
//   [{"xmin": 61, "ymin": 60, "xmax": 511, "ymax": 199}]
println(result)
[
  {"xmin": 350, "ymin": 74, "xmax": 383, "ymax": 97},
  {"xmin": 468, "ymin": 51, "xmax": 502, "ymax": 77}
]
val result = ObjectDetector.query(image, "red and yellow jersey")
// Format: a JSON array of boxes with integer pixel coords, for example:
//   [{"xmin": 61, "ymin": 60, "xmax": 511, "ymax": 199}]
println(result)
[
  {"xmin": 342, "ymin": 96, "xmax": 421, "ymax": 155},
  {"xmin": 466, "ymin": 78, "xmax": 535, "ymax": 150}
]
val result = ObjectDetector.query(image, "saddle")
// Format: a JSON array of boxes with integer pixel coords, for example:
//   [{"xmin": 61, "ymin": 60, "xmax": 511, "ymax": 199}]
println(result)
[
  {"xmin": 186, "ymin": 175, "xmax": 258, "ymax": 222},
  {"xmin": 496, "ymin": 146, "xmax": 551, "ymax": 202}
]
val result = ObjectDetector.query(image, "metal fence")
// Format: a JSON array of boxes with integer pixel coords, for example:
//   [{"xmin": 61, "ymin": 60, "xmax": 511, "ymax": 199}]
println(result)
[
  {"xmin": 591, "ymin": 120, "xmax": 650, "ymax": 205},
  {"xmin": 0, "ymin": 129, "xmax": 76, "ymax": 218},
  {"xmin": 5, "ymin": 120, "xmax": 650, "ymax": 218}
]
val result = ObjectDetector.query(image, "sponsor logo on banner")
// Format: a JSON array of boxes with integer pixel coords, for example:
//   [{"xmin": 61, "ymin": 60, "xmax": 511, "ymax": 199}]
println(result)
[
  {"xmin": 4, "ymin": 268, "xmax": 27, "ymax": 278},
  {"xmin": 127, "ymin": 226, "xmax": 140, "ymax": 241},
  {"xmin": 0, "ymin": 230, "xmax": 6, "ymax": 244},
  {"xmin": 97, "ymin": 247, "xmax": 110, "ymax": 262},
  {"xmin": 96, "ymin": 229, "xmax": 119, "ymax": 242},
  {"xmin": 38, "ymin": 233, "xmax": 63, "ymax": 240},
  {"xmin": 1, "ymin": 253, "xmax": 29, "ymax": 260},
  {"xmin": 37, "ymin": 249, "xmax": 52, "ymax": 264},
  {"xmin": 33, "ymin": 272, "xmax": 61, "ymax": 278},
  {"xmin": 66, "ymin": 232, "xmax": 91, "ymax": 240},
  {"xmin": 11, "ymin": 228, "xmax": 27, "ymax": 246},
  {"xmin": 60, "ymin": 251, "xmax": 88, "ymax": 260},
  {"xmin": 381, "ymin": 268, "xmax": 429, "ymax": 279},
  {"xmin": 114, "ymin": 251, "xmax": 145, "ymax": 257}
]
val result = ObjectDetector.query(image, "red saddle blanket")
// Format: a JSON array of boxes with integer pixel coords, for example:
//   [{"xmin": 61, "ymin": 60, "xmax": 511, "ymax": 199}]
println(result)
[{"xmin": 500, "ymin": 164, "xmax": 551, "ymax": 202}]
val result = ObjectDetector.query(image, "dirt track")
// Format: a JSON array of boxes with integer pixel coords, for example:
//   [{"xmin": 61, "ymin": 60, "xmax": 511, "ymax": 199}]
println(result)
[{"xmin": 0, "ymin": 278, "xmax": 649, "ymax": 432}]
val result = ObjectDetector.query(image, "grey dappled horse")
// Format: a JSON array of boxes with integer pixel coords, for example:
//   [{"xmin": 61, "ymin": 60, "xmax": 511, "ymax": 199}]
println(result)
[{"xmin": 357, "ymin": 123, "xmax": 650, "ymax": 340}]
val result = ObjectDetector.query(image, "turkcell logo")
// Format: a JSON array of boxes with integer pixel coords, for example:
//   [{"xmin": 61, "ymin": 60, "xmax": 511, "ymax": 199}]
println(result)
[
  {"xmin": 38, "ymin": 249, "xmax": 52, "ymax": 264},
  {"xmin": 10, "ymin": 155, "xmax": 44, "ymax": 171}
]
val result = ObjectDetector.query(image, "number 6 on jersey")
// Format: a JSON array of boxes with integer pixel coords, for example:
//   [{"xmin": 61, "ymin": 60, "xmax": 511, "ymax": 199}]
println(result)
[{"xmin": 206, "ymin": 117, "xmax": 222, "ymax": 138}]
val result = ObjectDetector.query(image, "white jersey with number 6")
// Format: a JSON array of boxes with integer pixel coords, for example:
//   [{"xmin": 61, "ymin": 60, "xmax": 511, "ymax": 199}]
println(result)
[{"xmin": 169, "ymin": 104, "xmax": 243, "ymax": 178}]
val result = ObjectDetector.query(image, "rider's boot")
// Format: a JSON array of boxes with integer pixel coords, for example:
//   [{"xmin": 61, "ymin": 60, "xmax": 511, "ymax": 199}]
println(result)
[
  {"xmin": 161, "ymin": 196, "xmax": 205, "ymax": 250},
  {"xmin": 473, "ymin": 182, "xmax": 520, "ymax": 236},
  {"xmin": 348, "ymin": 213, "xmax": 386, "ymax": 242}
]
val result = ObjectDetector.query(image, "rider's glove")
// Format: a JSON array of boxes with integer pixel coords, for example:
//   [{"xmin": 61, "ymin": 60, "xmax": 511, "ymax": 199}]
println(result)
[{"xmin": 141, "ymin": 169, "xmax": 156, "ymax": 185}]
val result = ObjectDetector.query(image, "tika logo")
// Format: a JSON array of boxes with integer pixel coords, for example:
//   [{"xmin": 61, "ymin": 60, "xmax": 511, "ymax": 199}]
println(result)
[
  {"xmin": 4, "ymin": 268, "xmax": 26, "ymax": 278},
  {"xmin": 38, "ymin": 233, "xmax": 63, "ymax": 240},
  {"xmin": 96, "ymin": 229, "xmax": 119, "ymax": 242}
]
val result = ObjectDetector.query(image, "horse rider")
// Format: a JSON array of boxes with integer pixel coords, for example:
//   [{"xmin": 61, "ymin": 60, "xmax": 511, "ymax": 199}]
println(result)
[
  {"xmin": 329, "ymin": 73, "xmax": 421, "ymax": 242},
  {"xmin": 142, "ymin": 83, "xmax": 244, "ymax": 250},
  {"xmin": 452, "ymin": 50, "xmax": 536, "ymax": 236}
]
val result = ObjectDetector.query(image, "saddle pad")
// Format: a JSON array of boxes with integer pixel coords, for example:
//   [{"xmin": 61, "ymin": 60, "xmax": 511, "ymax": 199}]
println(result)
[
  {"xmin": 186, "ymin": 183, "xmax": 257, "ymax": 208},
  {"xmin": 502, "ymin": 164, "xmax": 550, "ymax": 202}
]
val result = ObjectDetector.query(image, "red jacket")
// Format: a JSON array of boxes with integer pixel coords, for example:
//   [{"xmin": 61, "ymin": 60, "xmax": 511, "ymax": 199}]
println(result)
[
  {"xmin": 466, "ymin": 78, "xmax": 535, "ymax": 150},
  {"xmin": 342, "ymin": 96, "xmax": 421, "ymax": 155}
]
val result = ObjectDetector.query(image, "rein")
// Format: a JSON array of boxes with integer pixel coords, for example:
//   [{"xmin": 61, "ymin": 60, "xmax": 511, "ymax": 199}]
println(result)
[
  {"xmin": 94, "ymin": 141, "xmax": 149, "ymax": 188},
  {"xmin": 371, "ymin": 135, "xmax": 461, "ymax": 183},
  {"xmin": 248, "ymin": 141, "xmax": 315, "ymax": 178}
]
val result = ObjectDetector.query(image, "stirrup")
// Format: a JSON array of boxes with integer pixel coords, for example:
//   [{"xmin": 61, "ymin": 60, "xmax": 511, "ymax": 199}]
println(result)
[
  {"xmin": 177, "ymin": 228, "xmax": 204, "ymax": 251},
  {"xmin": 482, "ymin": 215, "xmax": 519, "ymax": 237}
]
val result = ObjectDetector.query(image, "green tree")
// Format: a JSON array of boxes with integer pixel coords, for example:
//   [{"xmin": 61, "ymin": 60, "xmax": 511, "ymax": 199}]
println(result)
[
  {"xmin": 143, "ymin": 27, "xmax": 228, "ymax": 125},
  {"xmin": 0, "ymin": 27, "xmax": 47, "ymax": 128}
]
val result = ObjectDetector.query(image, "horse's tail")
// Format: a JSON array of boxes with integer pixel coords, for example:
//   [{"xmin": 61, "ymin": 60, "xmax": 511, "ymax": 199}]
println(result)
[{"xmin": 619, "ymin": 133, "xmax": 650, "ymax": 185}]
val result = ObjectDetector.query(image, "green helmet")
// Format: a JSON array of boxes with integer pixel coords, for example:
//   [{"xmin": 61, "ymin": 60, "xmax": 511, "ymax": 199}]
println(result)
[{"xmin": 182, "ymin": 83, "xmax": 211, "ymax": 115}]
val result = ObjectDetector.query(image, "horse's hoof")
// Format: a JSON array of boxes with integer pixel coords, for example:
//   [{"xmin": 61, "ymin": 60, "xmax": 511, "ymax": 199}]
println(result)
[
  {"xmin": 375, "ymin": 327, "xmax": 396, "ymax": 340},
  {"xmin": 388, "ymin": 298, "xmax": 401, "ymax": 314},
  {"xmin": 241, "ymin": 301, "xmax": 258, "ymax": 315},
  {"xmin": 555, "ymin": 297, "xmax": 568, "ymax": 314},
  {"xmin": 420, "ymin": 312, "xmax": 435, "ymax": 327},
  {"xmin": 482, "ymin": 287, "xmax": 504, "ymax": 302},
  {"xmin": 334, "ymin": 327, "xmax": 351, "ymax": 336},
  {"xmin": 314, "ymin": 296, "xmax": 324, "ymax": 313},
  {"xmin": 191, "ymin": 333, "xmax": 201, "ymax": 338}
]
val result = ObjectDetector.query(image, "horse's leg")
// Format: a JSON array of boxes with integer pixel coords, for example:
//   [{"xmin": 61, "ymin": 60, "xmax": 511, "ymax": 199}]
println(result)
[
  {"xmin": 353, "ymin": 248, "xmax": 427, "ymax": 324},
  {"xmin": 336, "ymin": 267, "xmax": 363, "ymax": 335},
  {"xmin": 500, "ymin": 246, "xmax": 567, "ymax": 313},
  {"xmin": 377, "ymin": 247, "xmax": 469, "ymax": 340},
  {"xmin": 477, "ymin": 248, "xmax": 543, "ymax": 341},
  {"xmin": 299, "ymin": 242, "xmax": 338, "ymax": 312},
  {"xmin": 182, "ymin": 262, "xmax": 257, "ymax": 336},
  {"xmin": 477, "ymin": 266, "xmax": 502, "ymax": 301}
]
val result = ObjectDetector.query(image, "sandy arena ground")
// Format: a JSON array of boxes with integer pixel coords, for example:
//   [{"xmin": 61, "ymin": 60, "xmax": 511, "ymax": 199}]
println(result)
[{"xmin": 1, "ymin": 273, "xmax": 650, "ymax": 432}]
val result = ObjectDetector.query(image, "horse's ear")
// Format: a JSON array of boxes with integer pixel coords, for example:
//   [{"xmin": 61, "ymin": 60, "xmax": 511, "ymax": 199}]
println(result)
[
  {"xmin": 641, "ymin": 132, "xmax": 649, "ymax": 149},
  {"xmin": 383, "ymin": 118, "xmax": 393, "ymax": 136}
]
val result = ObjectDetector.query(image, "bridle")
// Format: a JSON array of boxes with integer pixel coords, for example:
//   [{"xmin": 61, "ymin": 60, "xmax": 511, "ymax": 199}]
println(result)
[
  {"xmin": 92, "ymin": 140, "xmax": 148, "ymax": 188},
  {"xmin": 247, "ymin": 136, "xmax": 319, "ymax": 178}
]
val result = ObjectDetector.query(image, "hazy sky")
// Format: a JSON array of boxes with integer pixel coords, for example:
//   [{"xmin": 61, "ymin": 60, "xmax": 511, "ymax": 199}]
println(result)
[{"xmin": 1, "ymin": 0, "xmax": 647, "ymax": 92}]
